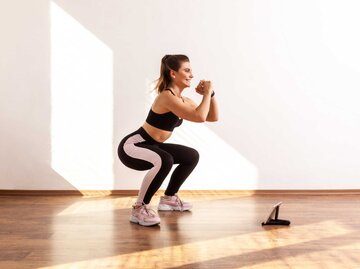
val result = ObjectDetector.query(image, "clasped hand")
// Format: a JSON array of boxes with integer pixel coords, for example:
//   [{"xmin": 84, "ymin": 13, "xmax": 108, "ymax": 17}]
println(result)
[{"xmin": 195, "ymin": 80, "xmax": 212, "ymax": 96}]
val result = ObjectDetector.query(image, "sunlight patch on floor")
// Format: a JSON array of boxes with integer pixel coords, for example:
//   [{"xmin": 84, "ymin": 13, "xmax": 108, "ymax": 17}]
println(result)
[{"xmin": 39, "ymin": 220, "xmax": 352, "ymax": 269}]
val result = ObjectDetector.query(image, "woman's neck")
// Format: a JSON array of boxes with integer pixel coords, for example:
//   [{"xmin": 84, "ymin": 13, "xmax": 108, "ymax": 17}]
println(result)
[{"xmin": 167, "ymin": 84, "xmax": 183, "ymax": 97}]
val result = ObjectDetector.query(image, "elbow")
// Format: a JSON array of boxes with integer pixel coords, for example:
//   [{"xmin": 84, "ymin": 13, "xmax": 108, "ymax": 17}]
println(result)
[
  {"xmin": 207, "ymin": 118, "xmax": 219, "ymax": 122},
  {"xmin": 206, "ymin": 115, "xmax": 219, "ymax": 122},
  {"xmin": 195, "ymin": 113, "xmax": 207, "ymax": 122},
  {"xmin": 190, "ymin": 115, "xmax": 206, "ymax": 123},
  {"xmin": 199, "ymin": 116, "xmax": 207, "ymax": 123}
]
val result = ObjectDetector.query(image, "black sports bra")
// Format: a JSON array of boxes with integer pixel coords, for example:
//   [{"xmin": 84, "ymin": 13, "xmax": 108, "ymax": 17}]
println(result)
[{"xmin": 145, "ymin": 89, "xmax": 183, "ymax": 131}]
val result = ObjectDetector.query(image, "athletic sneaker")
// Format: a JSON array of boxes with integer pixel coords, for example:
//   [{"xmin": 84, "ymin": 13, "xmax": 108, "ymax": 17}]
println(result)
[
  {"xmin": 158, "ymin": 194, "xmax": 192, "ymax": 211},
  {"xmin": 130, "ymin": 204, "xmax": 161, "ymax": 226}
]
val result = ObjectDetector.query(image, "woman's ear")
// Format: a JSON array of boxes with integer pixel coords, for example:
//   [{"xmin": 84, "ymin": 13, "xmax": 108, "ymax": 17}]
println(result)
[{"xmin": 170, "ymin": 70, "xmax": 176, "ymax": 79}]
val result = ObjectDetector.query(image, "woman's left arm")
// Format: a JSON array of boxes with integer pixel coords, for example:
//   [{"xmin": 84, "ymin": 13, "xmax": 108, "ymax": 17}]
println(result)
[
  {"xmin": 206, "ymin": 95, "xmax": 219, "ymax": 122},
  {"xmin": 184, "ymin": 94, "xmax": 219, "ymax": 122}
]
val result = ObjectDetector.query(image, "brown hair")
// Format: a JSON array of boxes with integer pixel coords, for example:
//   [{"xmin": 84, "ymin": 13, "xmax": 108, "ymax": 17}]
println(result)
[{"xmin": 154, "ymin": 54, "xmax": 190, "ymax": 94}]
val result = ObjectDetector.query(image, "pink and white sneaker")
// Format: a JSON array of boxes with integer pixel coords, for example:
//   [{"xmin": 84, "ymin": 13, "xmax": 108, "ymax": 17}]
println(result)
[
  {"xmin": 158, "ymin": 194, "xmax": 192, "ymax": 211},
  {"xmin": 130, "ymin": 204, "xmax": 161, "ymax": 226}
]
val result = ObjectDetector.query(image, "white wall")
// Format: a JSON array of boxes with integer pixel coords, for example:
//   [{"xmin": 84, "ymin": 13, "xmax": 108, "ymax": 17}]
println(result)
[{"xmin": 1, "ymin": 0, "xmax": 360, "ymax": 190}]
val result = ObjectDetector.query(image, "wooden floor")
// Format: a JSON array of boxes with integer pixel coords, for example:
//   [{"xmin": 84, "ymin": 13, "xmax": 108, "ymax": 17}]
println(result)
[{"xmin": 1, "ymin": 192, "xmax": 360, "ymax": 269}]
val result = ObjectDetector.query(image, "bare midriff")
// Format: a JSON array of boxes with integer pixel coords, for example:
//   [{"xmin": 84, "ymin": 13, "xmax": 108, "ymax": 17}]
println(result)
[{"xmin": 142, "ymin": 122, "xmax": 172, "ymax": 143}]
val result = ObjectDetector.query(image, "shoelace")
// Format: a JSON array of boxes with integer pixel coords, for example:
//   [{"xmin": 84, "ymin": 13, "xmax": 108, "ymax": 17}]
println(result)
[
  {"xmin": 134, "ymin": 204, "xmax": 157, "ymax": 217},
  {"xmin": 174, "ymin": 194, "xmax": 184, "ymax": 209},
  {"xmin": 144, "ymin": 206, "xmax": 158, "ymax": 217}
]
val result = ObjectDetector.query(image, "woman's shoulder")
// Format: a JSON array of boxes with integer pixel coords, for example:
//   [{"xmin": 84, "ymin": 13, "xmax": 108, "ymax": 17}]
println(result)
[
  {"xmin": 160, "ymin": 88, "xmax": 177, "ymax": 97},
  {"xmin": 157, "ymin": 89, "xmax": 178, "ymax": 102},
  {"xmin": 151, "ymin": 92, "xmax": 171, "ymax": 112}
]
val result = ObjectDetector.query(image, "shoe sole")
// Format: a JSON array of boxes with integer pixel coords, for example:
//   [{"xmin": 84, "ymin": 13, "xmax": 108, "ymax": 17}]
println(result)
[
  {"xmin": 129, "ymin": 216, "xmax": 160, "ymax": 226},
  {"xmin": 158, "ymin": 204, "xmax": 192, "ymax": 211}
]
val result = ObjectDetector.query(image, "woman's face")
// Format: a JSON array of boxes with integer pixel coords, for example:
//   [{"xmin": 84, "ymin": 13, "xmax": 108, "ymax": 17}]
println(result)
[{"xmin": 172, "ymin": 61, "xmax": 193, "ymax": 88}]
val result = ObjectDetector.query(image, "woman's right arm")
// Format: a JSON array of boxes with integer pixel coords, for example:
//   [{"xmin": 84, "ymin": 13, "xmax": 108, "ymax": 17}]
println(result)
[{"xmin": 161, "ymin": 87, "xmax": 212, "ymax": 122}]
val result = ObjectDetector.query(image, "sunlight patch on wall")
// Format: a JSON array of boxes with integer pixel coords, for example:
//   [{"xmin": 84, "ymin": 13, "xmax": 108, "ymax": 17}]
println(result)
[
  {"xmin": 170, "ymin": 121, "xmax": 259, "ymax": 189},
  {"xmin": 50, "ymin": 2, "xmax": 114, "ymax": 190}
]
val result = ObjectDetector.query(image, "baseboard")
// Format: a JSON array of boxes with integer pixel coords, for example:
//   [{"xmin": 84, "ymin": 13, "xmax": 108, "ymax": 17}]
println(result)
[{"xmin": 0, "ymin": 189, "xmax": 360, "ymax": 197}]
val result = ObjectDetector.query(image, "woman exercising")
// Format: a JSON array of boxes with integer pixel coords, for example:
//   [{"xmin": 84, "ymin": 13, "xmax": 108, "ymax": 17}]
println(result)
[{"xmin": 118, "ymin": 54, "xmax": 219, "ymax": 226}]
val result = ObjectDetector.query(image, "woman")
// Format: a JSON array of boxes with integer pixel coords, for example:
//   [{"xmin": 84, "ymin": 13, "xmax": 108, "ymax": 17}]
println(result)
[{"xmin": 118, "ymin": 54, "xmax": 219, "ymax": 226}]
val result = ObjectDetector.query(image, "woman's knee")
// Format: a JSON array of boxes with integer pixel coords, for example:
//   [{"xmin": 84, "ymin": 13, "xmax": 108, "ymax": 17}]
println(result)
[{"xmin": 188, "ymin": 148, "xmax": 200, "ymax": 165}]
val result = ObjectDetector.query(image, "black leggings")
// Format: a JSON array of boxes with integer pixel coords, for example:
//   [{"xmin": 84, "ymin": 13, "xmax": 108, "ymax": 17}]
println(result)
[{"xmin": 118, "ymin": 127, "xmax": 199, "ymax": 205}]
